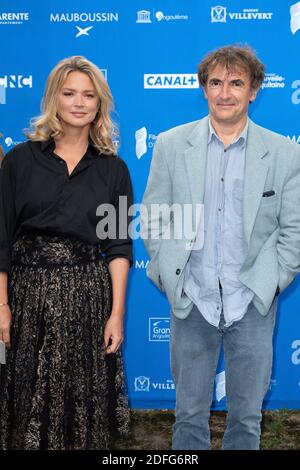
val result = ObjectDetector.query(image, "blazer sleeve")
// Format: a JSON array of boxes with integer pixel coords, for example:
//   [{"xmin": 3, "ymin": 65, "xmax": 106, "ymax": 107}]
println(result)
[
  {"xmin": 277, "ymin": 145, "xmax": 300, "ymax": 292},
  {"xmin": 140, "ymin": 134, "xmax": 172, "ymax": 290},
  {"xmin": 0, "ymin": 152, "xmax": 16, "ymax": 273}
]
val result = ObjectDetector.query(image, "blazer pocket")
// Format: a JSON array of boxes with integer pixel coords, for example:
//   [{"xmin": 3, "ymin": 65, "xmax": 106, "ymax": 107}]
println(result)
[
  {"xmin": 260, "ymin": 194, "xmax": 277, "ymax": 206},
  {"xmin": 262, "ymin": 190, "xmax": 275, "ymax": 197}
]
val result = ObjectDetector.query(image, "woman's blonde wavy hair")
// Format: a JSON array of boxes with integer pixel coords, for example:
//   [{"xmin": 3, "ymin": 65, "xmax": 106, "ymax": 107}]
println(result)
[{"xmin": 26, "ymin": 56, "xmax": 117, "ymax": 154}]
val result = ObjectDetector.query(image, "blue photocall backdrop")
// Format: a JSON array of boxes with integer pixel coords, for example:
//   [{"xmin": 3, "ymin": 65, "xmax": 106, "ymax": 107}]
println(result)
[{"xmin": 0, "ymin": 0, "xmax": 299, "ymax": 410}]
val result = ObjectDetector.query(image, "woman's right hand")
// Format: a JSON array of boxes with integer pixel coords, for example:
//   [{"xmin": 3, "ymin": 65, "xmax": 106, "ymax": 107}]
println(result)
[{"xmin": 0, "ymin": 305, "xmax": 12, "ymax": 348}]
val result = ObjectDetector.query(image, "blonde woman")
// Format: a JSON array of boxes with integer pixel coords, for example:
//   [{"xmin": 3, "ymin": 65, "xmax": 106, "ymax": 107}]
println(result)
[{"xmin": 0, "ymin": 56, "xmax": 132, "ymax": 449}]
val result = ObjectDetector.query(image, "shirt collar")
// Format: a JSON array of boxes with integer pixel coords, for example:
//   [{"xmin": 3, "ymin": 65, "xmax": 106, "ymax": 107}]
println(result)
[
  {"xmin": 208, "ymin": 118, "xmax": 248, "ymax": 148},
  {"xmin": 40, "ymin": 139, "xmax": 55, "ymax": 153},
  {"xmin": 40, "ymin": 138, "xmax": 99, "ymax": 160}
]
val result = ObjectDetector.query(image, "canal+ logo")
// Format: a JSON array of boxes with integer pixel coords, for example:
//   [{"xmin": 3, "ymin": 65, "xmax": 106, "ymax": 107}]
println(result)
[{"xmin": 144, "ymin": 74, "xmax": 199, "ymax": 89}]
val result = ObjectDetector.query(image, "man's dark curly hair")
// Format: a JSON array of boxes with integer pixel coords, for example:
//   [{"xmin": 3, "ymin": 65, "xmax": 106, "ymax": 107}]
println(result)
[{"xmin": 198, "ymin": 44, "xmax": 265, "ymax": 90}]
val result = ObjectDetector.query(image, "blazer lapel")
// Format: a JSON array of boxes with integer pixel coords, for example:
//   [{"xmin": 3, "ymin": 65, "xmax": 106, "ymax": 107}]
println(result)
[
  {"xmin": 243, "ymin": 120, "xmax": 269, "ymax": 245},
  {"xmin": 184, "ymin": 117, "xmax": 209, "ymax": 206}
]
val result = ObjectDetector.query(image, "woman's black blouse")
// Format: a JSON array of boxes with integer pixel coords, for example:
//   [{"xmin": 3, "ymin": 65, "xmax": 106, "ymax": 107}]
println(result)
[{"xmin": 0, "ymin": 140, "xmax": 133, "ymax": 272}]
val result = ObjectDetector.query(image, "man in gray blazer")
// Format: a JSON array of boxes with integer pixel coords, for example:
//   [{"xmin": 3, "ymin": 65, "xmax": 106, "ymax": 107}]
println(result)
[{"xmin": 141, "ymin": 45, "xmax": 300, "ymax": 450}]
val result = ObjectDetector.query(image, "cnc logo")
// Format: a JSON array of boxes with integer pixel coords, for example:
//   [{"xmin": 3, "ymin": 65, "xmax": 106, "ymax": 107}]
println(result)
[{"xmin": 0, "ymin": 75, "xmax": 32, "ymax": 88}]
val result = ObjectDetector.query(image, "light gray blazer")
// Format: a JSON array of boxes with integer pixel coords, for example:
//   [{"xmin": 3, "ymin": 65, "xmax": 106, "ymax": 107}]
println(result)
[{"xmin": 141, "ymin": 116, "xmax": 300, "ymax": 319}]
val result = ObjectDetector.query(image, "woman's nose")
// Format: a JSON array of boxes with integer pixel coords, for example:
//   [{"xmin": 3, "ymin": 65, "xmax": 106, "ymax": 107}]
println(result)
[{"xmin": 74, "ymin": 94, "xmax": 84, "ymax": 106}]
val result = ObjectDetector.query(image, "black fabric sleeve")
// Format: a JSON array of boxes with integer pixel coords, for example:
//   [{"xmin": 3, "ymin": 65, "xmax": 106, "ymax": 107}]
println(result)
[
  {"xmin": 101, "ymin": 158, "xmax": 133, "ymax": 267},
  {"xmin": 0, "ymin": 151, "xmax": 16, "ymax": 273}
]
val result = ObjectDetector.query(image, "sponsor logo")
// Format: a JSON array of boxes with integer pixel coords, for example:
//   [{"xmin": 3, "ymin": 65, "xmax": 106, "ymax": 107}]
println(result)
[
  {"xmin": 134, "ymin": 377, "xmax": 175, "ymax": 392},
  {"xmin": 268, "ymin": 379, "xmax": 277, "ymax": 392},
  {"xmin": 4, "ymin": 136, "xmax": 22, "ymax": 147},
  {"xmin": 50, "ymin": 12, "xmax": 118, "ymax": 22},
  {"xmin": 261, "ymin": 73, "xmax": 285, "ymax": 90},
  {"xmin": 287, "ymin": 134, "xmax": 300, "ymax": 144},
  {"xmin": 291, "ymin": 80, "xmax": 300, "ymax": 104},
  {"xmin": 211, "ymin": 6, "xmax": 226, "ymax": 23},
  {"xmin": 50, "ymin": 13, "xmax": 118, "ymax": 38},
  {"xmin": 291, "ymin": 339, "xmax": 300, "ymax": 364},
  {"xmin": 0, "ymin": 134, "xmax": 22, "ymax": 151},
  {"xmin": 135, "ymin": 127, "xmax": 158, "ymax": 159},
  {"xmin": 211, "ymin": 6, "xmax": 273, "ymax": 23},
  {"xmin": 0, "ymin": 133, "xmax": 4, "ymax": 162},
  {"xmin": 155, "ymin": 11, "xmax": 188, "ymax": 22},
  {"xmin": 0, "ymin": 12, "xmax": 29, "ymax": 25},
  {"xmin": 215, "ymin": 370, "xmax": 226, "ymax": 401},
  {"xmin": 0, "ymin": 75, "xmax": 32, "ymax": 88},
  {"xmin": 136, "ymin": 10, "xmax": 152, "ymax": 23},
  {"xmin": 134, "ymin": 376, "xmax": 150, "ymax": 392},
  {"xmin": 156, "ymin": 11, "xmax": 163, "ymax": 21},
  {"xmin": 76, "ymin": 25, "xmax": 93, "ymax": 37},
  {"xmin": 136, "ymin": 9, "xmax": 188, "ymax": 23},
  {"xmin": 113, "ymin": 136, "xmax": 120, "ymax": 151},
  {"xmin": 100, "ymin": 69, "xmax": 107, "ymax": 80},
  {"xmin": 135, "ymin": 127, "xmax": 147, "ymax": 159},
  {"xmin": 135, "ymin": 259, "xmax": 149, "ymax": 269},
  {"xmin": 0, "ymin": 85, "xmax": 5, "ymax": 104},
  {"xmin": 4, "ymin": 136, "xmax": 13, "ymax": 147},
  {"xmin": 290, "ymin": 2, "xmax": 300, "ymax": 34},
  {"xmin": 149, "ymin": 318, "xmax": 170, "ymax": 342},
  {"xmin": 152, "ymin": 379, "xmax": 175, "ymax": 390},
  {"xmin": 144, "ymin": 74, "xmax": 198, "ymax": 89}
]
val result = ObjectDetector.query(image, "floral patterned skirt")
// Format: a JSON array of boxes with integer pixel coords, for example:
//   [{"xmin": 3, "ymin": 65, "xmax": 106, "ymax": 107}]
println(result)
[{"xmin": 0, "ymin": 231, "xmax": 129, "ymax": 450}]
